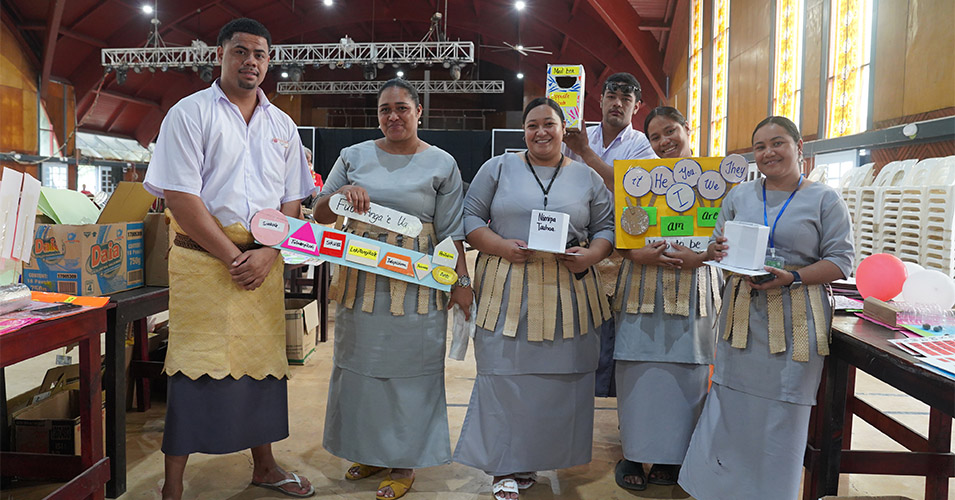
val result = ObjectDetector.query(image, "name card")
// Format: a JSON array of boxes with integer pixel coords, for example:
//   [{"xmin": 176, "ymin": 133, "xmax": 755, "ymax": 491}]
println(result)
[
  {"xmin": 320, "ymin": 231, "xmax": 346, "ymax": 258},
  {"xmin": 379, "ymin": 252, "xmax": 414, "ymax": 277},
  {"xmin": 329, "ymin": 193, "xmax": 423, "ymax": 237},
  {"xmin": 430, "ymin": 237, "xmax": 459, "ymax": 268},
  {"xmin": 527, "ymin": 209, "xmax": 570, "ymax": 253},
  {"xmin": 345, "ymin": 241, "xmax": 381, "ymax": 267}
]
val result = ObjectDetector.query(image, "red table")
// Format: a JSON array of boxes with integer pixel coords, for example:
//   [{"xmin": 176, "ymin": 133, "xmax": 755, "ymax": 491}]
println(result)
[{"xmin": 0, "ymin": 307, "xmax": 110, "ymax": 500}]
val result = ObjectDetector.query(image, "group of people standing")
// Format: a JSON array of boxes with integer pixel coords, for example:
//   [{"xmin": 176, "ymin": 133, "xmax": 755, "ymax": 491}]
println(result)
[{"xmin": 145, "ymin": 17, "xmax": 854, "ymax": 500}]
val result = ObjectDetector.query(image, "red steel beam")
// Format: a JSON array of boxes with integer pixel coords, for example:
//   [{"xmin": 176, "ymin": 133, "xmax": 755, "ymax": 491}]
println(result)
[
  {"xmin": 585, "ymin": 0, "xmax": 666, "ymax": 100},
  {"xmin": 40, "ymin": 0, "xmax": 67, "ymax": 97}
]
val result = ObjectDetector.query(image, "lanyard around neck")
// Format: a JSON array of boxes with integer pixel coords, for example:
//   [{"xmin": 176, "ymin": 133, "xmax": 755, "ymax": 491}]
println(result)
[
  {"xmin": 762, "ymin": 175, "xmax": 803, "ymax": 249},
  {"xmin": 525, "ymin": 153, "xmax": 564, "ymax": 209}
]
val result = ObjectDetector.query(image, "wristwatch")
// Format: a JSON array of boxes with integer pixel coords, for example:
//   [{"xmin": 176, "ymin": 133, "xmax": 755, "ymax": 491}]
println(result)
[
  {"xmin": 455, "ymin": 275, "xmax": 472, "ymax": 288},
  {"xmin": 789, "ymin": 271, "xmax": 802, "ymax": 287}
]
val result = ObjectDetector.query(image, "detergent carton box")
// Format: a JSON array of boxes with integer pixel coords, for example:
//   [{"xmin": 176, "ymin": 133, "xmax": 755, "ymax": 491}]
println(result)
[
  {"xmin": 23, "ymin": 182, "xmax": 155, "ymax": 295},
  {"xmin": 546, "ymin": 64, "xmax": 586, "ymax": 130}
]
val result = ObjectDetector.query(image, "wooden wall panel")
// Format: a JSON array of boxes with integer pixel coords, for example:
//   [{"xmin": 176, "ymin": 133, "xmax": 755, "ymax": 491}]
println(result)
[
  {"xmin": 902, "ymin": 0, "xmax": 955, "ymax": 117},
  {"xmin": 872, "ymin": 0, "xmax": 908, "ymax": 125},
  {"xmin": 0, "ymin": 86, "xmax": 24, "ymax": 152},
  {"xmin": 671, "ymin": 54, "xmax": 688, "ymax": 112},
  {"xmin": 729, "ymin": 0, "xmax": 772, "ymax": 58},
  {"xmin": 21, "ymin": 91, "xmax": 36, "ymax": 153},
  {"xmin": 801, "ymin": 0, "xmax": 824, "ymax": 139},
  {"xmin": 1, "ymin": 18, "xmax": 38, "ymax": 154},
  {"xmin": 728, "ymin": 38, "xmax": 771, "ymax": 153}
]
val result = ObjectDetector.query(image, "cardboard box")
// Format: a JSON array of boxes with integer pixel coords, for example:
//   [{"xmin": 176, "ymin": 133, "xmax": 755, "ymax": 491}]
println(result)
[
  {"xmin": 23, "ymin": 182, "xmax": 156, "ymax": 295},
  {"xmin": 285, "ymin": 298, "xmax": 318, "ymax": 365},
  {"xmin": 546, "ymin": 64, "xmax": 586, "ymax": 130},
  {"xmin": 143, "ymin": 212, "xmax": 170, "ymax": 286},
  {"xmin": 13, "ymin": 389, "xmax": 105, "ymax": 455}
]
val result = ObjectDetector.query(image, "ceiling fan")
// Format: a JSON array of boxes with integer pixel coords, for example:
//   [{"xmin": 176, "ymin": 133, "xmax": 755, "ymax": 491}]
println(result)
[{"xmin": 480, "ymin": 41, "xmax": 552, "ymax": 56}]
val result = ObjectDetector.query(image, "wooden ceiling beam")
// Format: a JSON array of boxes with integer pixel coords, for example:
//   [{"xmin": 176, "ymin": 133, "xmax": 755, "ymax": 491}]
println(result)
[
  {"xmin": 584, "ymin": 0, "xmax": 666, "ymax": 100},
  {"xmin": 40, "ymin": 0, "xmax": 67, "ymax": 98}
]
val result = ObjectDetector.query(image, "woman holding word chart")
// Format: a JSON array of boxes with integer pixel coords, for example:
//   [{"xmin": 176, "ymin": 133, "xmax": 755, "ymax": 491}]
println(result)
[
  {"xmin": 611, "ymin": 106, "xmax": 723, "ymax": 490},
  {"xmin": 453, "ymin": 97, "xmax": 614, "ymax": 500},
  {"xmin": 312, "ymin": 78, "xmax": 472, "ymax": 500},
  {"xmin": 678, "ymin": 116, "xmax": 853, "ymax": 499}
]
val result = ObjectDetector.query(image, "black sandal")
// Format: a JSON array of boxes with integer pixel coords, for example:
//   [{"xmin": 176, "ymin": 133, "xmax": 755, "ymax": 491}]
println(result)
[
  {"xmin": 614, "ymin": 459, "xmax": 647, "ymax": 491},
  {"xmin": 647, "ymin": 464, "xmax": 681, "ymax": 486}
]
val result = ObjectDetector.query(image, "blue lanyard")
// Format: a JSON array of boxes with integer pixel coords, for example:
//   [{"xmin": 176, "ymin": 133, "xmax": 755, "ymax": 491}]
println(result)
[{"xmin": 763, "ymin": 175, "xmax": 803, "ymax": 250}]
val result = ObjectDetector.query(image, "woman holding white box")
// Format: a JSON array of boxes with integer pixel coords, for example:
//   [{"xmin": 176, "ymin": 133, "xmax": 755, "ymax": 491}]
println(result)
[
  {"xmin": 611, "ymin": 106, "xmax": 723, "ymax": 490},
  {"xmin": 453, "ymin": 97, "xmax": 614, "ymax": 500},
  {"xmin": 679, "ymin": 116, "xmax": 854, "ymax": 499}
]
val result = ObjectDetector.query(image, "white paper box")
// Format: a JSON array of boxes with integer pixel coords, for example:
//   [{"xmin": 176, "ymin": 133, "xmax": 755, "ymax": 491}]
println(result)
[
  {"xmin": 527, "ymin": 209, "xmax": 570, "ymax": 253},
  {"xmin": 722, "ymin": 221, "xmax": 770, "ymax": 270}
]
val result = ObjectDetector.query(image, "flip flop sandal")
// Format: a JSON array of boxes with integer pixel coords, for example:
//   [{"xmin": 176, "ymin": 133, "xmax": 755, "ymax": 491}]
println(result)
[
  {"xmin": 252, "ymin": 471, "xmax": 315, "ymax": 498},
  {"xmin": 513, "ymin": 472, "xmax": 538, "ymax": 490},
  {"xmin": 492, "ymin": 478, "xmax": 519, "ymax": 499},
  {"xmin": 614, "ymin": 459, "xmax": 647, "ymax": 491},
  {"xmin": 647, "ymin": 464, "xmax": 681, "ymax": 486},
  {"xmin": 346, "ymin": 463, "xmax": 387, "ymax": 480},
  {"xmin": 376, "ymin": 475, "xmax": 414, "ymax": 500}
]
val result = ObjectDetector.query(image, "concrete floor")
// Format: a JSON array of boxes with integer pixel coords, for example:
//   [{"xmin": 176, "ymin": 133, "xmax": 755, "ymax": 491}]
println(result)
[{"xmin": 2, "ymin": 305, "xmax": 952, "ymax": 500}]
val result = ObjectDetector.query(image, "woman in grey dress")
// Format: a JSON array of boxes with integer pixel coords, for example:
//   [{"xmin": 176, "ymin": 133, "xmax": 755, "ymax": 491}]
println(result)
[
  {"xmin": 679, "ymin": 116, "xmax": 854, "ymax": 499},
  {"xmin": 453, "ymin": 97, "xmax": 614, "ymax": 500},
  {"xmin": 312, "ymin": 79, "xmax": 473, "ymax": 500},
  {"xmin": 612, "ymin": 107, "xmax": 721, "ymax": 490}
]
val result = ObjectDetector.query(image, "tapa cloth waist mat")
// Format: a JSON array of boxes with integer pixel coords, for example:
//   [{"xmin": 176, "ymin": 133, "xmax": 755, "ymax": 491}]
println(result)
[
  {"xmin": 721, "ymin": 271, "xmax": 831, "ymax": 362},
  {"xmin": 612, "ymin": 261, "xmax": 723, "ymax": 318},
  {"xmin": 472, "ymin": 251, "xmax": 610, "ymax": 342},
  {"xmin": 163, "ymin": 213, "xmax": 288, "ymax": 380},
  {"xmin": 328, "ymin": 218, "xmax": 446, "ymax": 316}
]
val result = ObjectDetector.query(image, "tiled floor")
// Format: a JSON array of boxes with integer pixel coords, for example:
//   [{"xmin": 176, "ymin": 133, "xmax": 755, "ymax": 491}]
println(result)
[{"xmin": 2, "ymin": 307, "xmax": 952, "ymax": 499}]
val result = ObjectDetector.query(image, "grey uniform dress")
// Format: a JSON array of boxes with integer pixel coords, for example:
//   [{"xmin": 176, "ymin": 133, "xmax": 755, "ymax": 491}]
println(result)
[
  {"xmin": 320, "ymin": 140, "xmax": 465, "ymax": 469},
  {"xmin": 452, "ymin": 153, "xmax": 614, "ymax": 475},
  {"xmin": 613, "ymin": 261, "xmax": 719, "ymax": 465},
  {"xmin": 679, "ymin": 179, "xmax": 854, "ymax": 500}
]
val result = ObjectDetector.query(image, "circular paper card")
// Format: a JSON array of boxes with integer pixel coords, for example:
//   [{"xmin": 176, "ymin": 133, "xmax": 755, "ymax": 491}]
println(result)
[
  {"xmin": 698, "ymin": 170, "xmax": 727, "ymax": 200},
  {"xmin": 621, "ymin": 206, "xmax": 650, "ymax": 235},
  {"xmin": 622, "ymin": 167, "xmax": 652, "ymax": 198},
  {"xmin": 673, "ymin": 159, "xmax": 703, "ymax": 186},
  {"xmin": 649, "ymin": 165, "xmax": 675, "ymax": 195},
  {"xmin": 665, "ymin": 183, "xmax": 696, "ymax": 212},
  {"xmin": 250, "ymin": 209, "xmax": 290, "ymax": 247},
  {"xmin": 432, "ymin": 266, "xmax": 458, "ymax": 286},
  {"xmin": 719, "ymin": 154, "xmax": 748, "ymax": 183}
]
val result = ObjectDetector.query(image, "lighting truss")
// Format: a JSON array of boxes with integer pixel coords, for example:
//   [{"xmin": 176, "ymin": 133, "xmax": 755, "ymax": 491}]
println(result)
[
  {"xmin": 101, "ymin": 41, "xmax": 474, "ymax": 70},
  {"xmin": 277, "ymin": 80, "xmax": 505, "ymax": 95}
]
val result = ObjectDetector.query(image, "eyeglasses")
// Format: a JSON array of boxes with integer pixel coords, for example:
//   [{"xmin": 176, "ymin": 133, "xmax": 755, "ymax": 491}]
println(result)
[{"xmin": 603, "ymin": 81, "xmax": 640, "ymax": 96}]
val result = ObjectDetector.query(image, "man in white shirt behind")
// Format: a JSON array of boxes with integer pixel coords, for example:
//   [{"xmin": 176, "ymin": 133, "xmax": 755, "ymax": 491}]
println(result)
[{"xmin": 563, "ymin": 72, "xmax": 657, "ymax": 398}]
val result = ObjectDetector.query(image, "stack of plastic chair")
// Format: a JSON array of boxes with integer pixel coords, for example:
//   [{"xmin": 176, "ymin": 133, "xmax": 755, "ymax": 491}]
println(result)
[
  {"xmin": 918, "ymin": 156, "xmax": 955, "ymax": 277},
  {"xmin": 839, "ymin": 161, "xmax": 875, "ymax": 232},
  {"xmin": 886, "ymin": 158, "xmax": 934, "ymax": 261},
  {"xmin": 858, "ymin": 160, "xmax": 909, "ymax": 264}
]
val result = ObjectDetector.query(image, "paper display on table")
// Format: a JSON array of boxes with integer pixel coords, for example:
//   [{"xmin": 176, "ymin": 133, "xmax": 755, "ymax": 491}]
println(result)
[
  {"xmin": 0, "ymin": 168, "xmax": 23, "ymax": 259},
  {"xmin": 17, "ymin": 175, "xmax": 41, "ymax": 262},
  {"xmin": 887, "ymin": 335, "xmax": 955, "ymax": 378},
  {"xmin": 328, "ymin": 193, "xmax": 423, "ymax": 237},
  {"xmin": 721, "ymin": 221, "xmax": 770, "ymax": 271},
  {"xmin": 251, "ymin": 209, "xmax": 454, "ymax": 291},
  {"xmin": 527, "ymin": 209, "xmax": 570, "ymax": 253},
  {"xmin": 613, "ymin": 156, "xmax": 746, "ymax": 249}
]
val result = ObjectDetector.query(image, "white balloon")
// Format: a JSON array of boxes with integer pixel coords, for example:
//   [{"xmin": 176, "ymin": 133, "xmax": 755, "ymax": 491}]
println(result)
[
  {"xmin": 900, "ymin": 269, "xmax": 955, "ymax": 309},
  {"xmin": 892, "ymin": 262, "xmax": 925, "ymax": 301}
]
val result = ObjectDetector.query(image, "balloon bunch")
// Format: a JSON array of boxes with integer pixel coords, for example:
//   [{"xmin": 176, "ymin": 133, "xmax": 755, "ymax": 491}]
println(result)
[{"xmin": 855, "ymin": 253, "xmax": 955, "ymax": 309}]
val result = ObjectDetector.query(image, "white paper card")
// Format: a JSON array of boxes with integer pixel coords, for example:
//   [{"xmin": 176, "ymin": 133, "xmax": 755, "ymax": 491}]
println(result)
[
  {"xmin": 431, "ymin": 237, "xmax": 458, "ymax": 268},
  {"xmin": 15, "ymin": 173, "xmax": 41, "ymax": 262},
  {"xmin": 721, "ymin": 221, "xmax": 769, "ymax": 270},
  {"xmin": 329, "ymin": 193, "xmax": 423, "ymax": 237},
  {"xmin": 0, "ymin": 168, "xmax": 24, "ymax": 260},
  {"xmin": 527, "ymin": 209, "xmax": 570, "ymax": 253}
]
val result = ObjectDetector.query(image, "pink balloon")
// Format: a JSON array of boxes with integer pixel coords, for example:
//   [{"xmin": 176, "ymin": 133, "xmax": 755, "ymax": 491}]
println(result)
[{"xmin": 856, "ymin": 253, "xmax": 908, "ymax": 301}]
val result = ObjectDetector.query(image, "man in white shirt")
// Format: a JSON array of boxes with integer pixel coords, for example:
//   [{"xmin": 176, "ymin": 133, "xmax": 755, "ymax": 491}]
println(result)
[
  {"xmin": 143, "ymin": 18, "xmax": 314, "ymax": 499},
  {"xmin": 563, "ymin": 72, "xmax": 657, "ymax": 398}
]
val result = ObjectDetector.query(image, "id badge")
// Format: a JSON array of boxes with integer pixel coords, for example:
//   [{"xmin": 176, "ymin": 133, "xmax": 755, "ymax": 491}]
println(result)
[{"xmin": 765, "ymin": 248, "xmax": 786, "ymax": 269}]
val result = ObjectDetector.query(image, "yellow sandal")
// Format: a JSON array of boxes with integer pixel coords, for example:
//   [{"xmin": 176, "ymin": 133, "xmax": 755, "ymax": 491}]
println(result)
[
  {"xmin": 346, "ymin": 463, "xmax": 387, "ymax": 480},
  {"xmin": 376, "ymin": 475, "xmax": 414, "ymax": 500}
]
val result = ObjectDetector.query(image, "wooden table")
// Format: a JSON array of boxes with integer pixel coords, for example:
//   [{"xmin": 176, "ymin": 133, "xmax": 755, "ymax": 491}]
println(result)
[
  {"xmin": 0, "ymin": 308, "xmax": 110, "ymax": 500},
  {"xmin": 804, "ymin": 315, "xmax": 955, "ymax": 500},
  {"xmin": 104, "ymin": 286, "xmax": 168, "ymax": 498}
]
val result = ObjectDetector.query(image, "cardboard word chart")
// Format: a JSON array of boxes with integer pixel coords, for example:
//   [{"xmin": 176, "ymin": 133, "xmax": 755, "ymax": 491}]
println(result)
[
  {"xmin": 614, "ymin": 155, "xmax": 747, "ymax": 250},
  {"xmin": 251, "ymin": 209, "xmax": 457, "ymax": 291},
  {"xmin": 546, "ymin": 65, "xmax": 585, "ymax": 131}
]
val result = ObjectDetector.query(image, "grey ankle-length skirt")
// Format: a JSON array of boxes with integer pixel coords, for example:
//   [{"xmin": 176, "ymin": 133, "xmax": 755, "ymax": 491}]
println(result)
[
  {"xmin": 161, "ymin": 373, "xmax": 289, "ymax": 456},
  {"xmin": 615, "ymin": 360, "xmax": 709, "ymax": 465},
  {"xmin": 678, "ymin": 382, "xmax": 813, "ymax": 500},
  {"xmin": 453, "ymin": 372, "xmax": 595, "ymax": 476}
]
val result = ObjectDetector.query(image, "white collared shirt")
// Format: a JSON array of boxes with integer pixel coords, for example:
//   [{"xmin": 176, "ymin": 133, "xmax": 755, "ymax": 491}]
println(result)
[
  {"xmin": 144, "ymin": 80, "xmax": 314, "ymax": 229},
  {"xmin": 565, "ymin": 124, "xmax": 658, "ymax": 164}
]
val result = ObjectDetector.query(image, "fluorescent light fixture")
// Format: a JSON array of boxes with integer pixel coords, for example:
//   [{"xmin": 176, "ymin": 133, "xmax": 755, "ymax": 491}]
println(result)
[
  {"xmin": 142, "ymin": 4, "xmax": 154, "ymax": 14},
  {"xmin": 323, "ymin": 0, "xmax": 333, "ymax": 5},
  {"xmin": 515, "ymin": 1, "xmax": 526, "ymax": 11}
]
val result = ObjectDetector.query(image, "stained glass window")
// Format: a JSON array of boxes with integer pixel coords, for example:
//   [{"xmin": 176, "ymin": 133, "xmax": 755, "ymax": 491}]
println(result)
[
  {"xmin": 825, "ymin": 0, "xmax": 873, "ymax": 138},
  {"xmin": 773, "ymin": 0, "xmax": 804, "ymax": 123},
  {"xmin": 687, "ymin": 0, "xmax": 703, "ymax": 155},
  {"xmin": 709, "ymin": 0, "xmax": 729, "ymax": 155}
]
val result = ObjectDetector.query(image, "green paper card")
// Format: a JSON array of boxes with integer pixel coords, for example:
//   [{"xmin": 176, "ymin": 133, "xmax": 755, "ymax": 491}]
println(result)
[
  {"xmin": 644, "ymin": 206, "xmax": 658, "ymax": 226},
  {"xmin": 697, "ymin": 207, "xmax": 720, "ymax": 227},
  {"xmin": 660, "ymin": 216, "xmax": 694, "ymax": 236}
]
